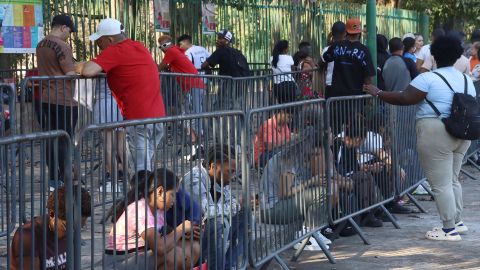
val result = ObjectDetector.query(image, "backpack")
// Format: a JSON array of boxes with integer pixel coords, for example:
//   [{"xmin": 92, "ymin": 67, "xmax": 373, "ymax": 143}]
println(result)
[
  {"xmin": 425, "ymin": 72, "xmax": 480, "ymax": 140},
  {"xmin": 228, "ymin": 47, "xmax": 250, "ymax": 77}
]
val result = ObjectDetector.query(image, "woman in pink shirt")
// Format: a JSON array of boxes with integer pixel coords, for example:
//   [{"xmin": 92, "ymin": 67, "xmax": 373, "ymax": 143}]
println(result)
[{"xmin": 105, "ymin": 168, "xmax": 201, "ymax": 269}]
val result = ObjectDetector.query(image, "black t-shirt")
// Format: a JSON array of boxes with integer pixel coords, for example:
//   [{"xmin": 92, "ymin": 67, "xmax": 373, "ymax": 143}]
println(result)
[
  {"xmin": 323, "ymin": 40, "xmax": 376, "ymax": 98},
  {"xmin": 206, "ymin": 47, "xmax": 244, "ymax": 77},
  {"xmin": 333, "ymin": 138, "xmax": 361, "ymax": 177},
  {"xmin": 10, "ymin": 216, "xmax": 67, "ymax": 270}
]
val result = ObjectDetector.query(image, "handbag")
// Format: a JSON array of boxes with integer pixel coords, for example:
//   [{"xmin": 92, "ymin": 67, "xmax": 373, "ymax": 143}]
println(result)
[{"xmin": 425, "ymin": 72, "xmax": 480, "ymax": 140}]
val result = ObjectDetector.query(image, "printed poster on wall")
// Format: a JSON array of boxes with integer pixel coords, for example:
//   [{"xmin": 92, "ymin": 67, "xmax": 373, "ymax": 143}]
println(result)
[
  {"xmin": 154, "ymin": 0, "xmax": 170, "ymax": 32},
  {"xmin": 0, "ymin": 0, "xmax": 44, "ymax": 53},
  {"xmin": 201, "ymin": 3, "xmax": 216, "ymax": 34}
]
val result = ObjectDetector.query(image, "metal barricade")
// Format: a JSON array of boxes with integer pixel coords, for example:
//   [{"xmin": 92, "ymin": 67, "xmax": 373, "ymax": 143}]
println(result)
[
  {"xmin": 390, "ymin": 105, "xmax": 429, "ymax": 207},
  {"xmin": 246, "ymin": 99, "xmax": 333, "ymax": 268},
  {"xmin": 460, "ymin": 140, "xmax": 480, "ymax": 180},
  {"xmin": 160, "ymin": 72, "xmax": 234, "ymax": 116},
  {"xmin": 1, "ymin": 84, "xmax": 15, "ymax": 136},
  {"xmin": 325, "ymin": 95, "xmax": 399, "ymax": 243},
  {"xmin": 73, "ymin": 111, "xmax": 248, "ymax": 270},
  {"xmin": 0, "ymin": 131, "xmax": 75, "ymax": 270}
]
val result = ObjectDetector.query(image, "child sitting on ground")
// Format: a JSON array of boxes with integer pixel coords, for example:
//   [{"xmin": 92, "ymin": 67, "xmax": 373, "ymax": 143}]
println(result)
[{"xmin": 105, "ymin": 168, "xmax": 201, "ymax": 270}]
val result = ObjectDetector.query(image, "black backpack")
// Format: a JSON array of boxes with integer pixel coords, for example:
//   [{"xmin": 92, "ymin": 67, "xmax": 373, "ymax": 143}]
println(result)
[
  {"xmin": 426, "ymin": 72, "xmax": 480, "ymax": 140},
  {"xmin": 228, "ymin": 47, "xmax": 250, "ymax": 77}
]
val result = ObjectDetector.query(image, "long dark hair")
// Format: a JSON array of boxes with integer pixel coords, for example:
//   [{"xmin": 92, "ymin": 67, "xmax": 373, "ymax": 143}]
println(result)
[
  {"xmin": 108, "ymin": 168, "xmax": 178, "ymax": 223},
  {"xmin": 272, "ymin": 40, "xmax": 289, "ymax": 68}
]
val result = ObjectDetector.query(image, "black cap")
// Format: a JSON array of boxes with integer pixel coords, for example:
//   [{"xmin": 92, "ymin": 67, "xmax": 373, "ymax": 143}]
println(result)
[
  {"xmin": 51, "ymin": 14, "xmax": 77, "ymax": 32},
  {"xmin": 331, "ymin": 21, "xmax": 346, "ymax": 36}
]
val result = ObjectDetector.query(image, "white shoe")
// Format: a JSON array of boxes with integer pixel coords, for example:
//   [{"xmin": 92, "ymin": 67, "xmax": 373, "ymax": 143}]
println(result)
[
  {"xmin": 432, "ymin": 221, "xmax": 468, "ymax": 235},
  {"xmin": 296, "ymin": 227, "xmax": 332, "ymax": 245},
  {"xmin": 426, "ymin": 228, "xmax": 462, "ymax": 241},
  {"xmin": 293, "ymin": 237, "xmax": 329, "ymax": 251}
]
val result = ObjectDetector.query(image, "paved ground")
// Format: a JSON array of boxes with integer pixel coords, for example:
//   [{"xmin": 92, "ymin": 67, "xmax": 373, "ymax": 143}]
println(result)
[{"xmin": 269, "ymin": 165, "xmax": 480, "ymax": 270}]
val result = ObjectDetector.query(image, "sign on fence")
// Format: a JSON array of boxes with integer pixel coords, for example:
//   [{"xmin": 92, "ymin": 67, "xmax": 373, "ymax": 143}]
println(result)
[
  {"xmin": 154, "ymin": 0, "xmax": 170, "ymax": 32},
  {"xmin": 202, "ymin": 3, "xmax": 216, "ymax": 34},
  {"xmin": 0, "ymin": 0, "xmax": 44, "ymax": 53}
]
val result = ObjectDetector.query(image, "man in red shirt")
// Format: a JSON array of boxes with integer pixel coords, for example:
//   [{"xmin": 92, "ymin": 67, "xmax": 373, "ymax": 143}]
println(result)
[
  {"xmin": 158, "ymin": 35, "xmax": 205, "ymax": 160},
  {"xmin": 76, "ymin": 18, "xmax": 166, "ymax": 173}
]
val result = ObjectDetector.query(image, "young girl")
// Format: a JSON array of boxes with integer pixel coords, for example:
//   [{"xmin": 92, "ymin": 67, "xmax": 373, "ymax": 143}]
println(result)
[{"xmin": 105, "ymin": 168, "xmax": 201, "ymax": 270}]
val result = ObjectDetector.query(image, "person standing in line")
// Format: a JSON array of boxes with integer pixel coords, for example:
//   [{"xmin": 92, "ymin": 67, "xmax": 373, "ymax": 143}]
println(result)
[
  {"xmin": 414, "ymin": 33, "xmax": 424, "ymax": 59},
  {"xmin": 36, "ymin": 14, "xmax": 78, "ymax": 190},
  {"xmin": 376, "ymin": 34, "xmax": 390, "ymax": 92},
  {"xmin": 320, "ymin": 21, "xmax": 346, "ymax": 99},
  {"xmin": 177, "ymin": 34, "xmax": 211, "ymax": 71},
  {"xmin": 201, "ymin": 29, "xmax": 250, "ymax": 110},
  {"xmin": 364, "ymin": 35, "xmax": 475, "ymax": 241},
  {"xmin": 270, "ymin": 40, "xmax": 297, "ymax": 103},
  {"xmin": 76, "ymin": 18, "xmax": 166, "ymax": 175},
  {"xmin": 322, "ymin": 18, "xmax": 375, "ymax": 98},
  {"xmin": 293, "ymin": 41, "xmax": 313, "ymax": 66},
  {"xmin": 383, "ymin": 37, "xmax": 418, "ymax": 92},
  {"xmin": 158, "ymin": 35, "xmax": 206, "ymax": 161},
  {"xmin": 416, "ymin": 28, "xmax": 445, "ymax": 72},
  {"xmin": 403, "ymin": 37, "xmax": 417, "ymax": 63},
  {"xmin": 469, "ymin": 42, "xmax": 480, "ymax": 72}
]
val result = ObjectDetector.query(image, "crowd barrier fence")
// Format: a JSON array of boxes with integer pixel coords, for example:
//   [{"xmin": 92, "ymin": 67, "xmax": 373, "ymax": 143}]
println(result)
[
  {"xmin": 246, "ymin": 99, "xmax": 334, "ymax": 268},
  {"xmin": 0, "ymin": 131, "xmax": 75, "ymax": 270},
  {"xmin": 3, "ymin": 75, "xmax": 469, "ymax": 270},
  {"xmin": 1, "ymin": 84, "xmax": 15, "ymax": 137},
  {"xmin": 73, "ymin": 111, "xmax": 248, "ymax": 270}
]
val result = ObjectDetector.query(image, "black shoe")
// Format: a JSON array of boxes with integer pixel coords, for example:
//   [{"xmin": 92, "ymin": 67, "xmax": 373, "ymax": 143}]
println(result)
[
  {"xmin": 388, "ymin": 202, "xmax": 412, "ymax": 214},
  {"xmin": 361, "ymin": 212, "xmax": 383, "ymax": 228},
  {"xmin": 322, "ymin": 227, "xmax": 339, "ymax": 241},
  {"xmin": 339, "ymin": 226, "xmax": 357, "ymax": 237}
]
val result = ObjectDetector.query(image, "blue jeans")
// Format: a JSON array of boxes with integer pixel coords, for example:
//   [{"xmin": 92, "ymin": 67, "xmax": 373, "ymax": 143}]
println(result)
[
  {"xmin": 184, "ymin": 88, "xmax": 205, "ymax": 137},
  {"xmin": 202, "ymin": 211, "xmax": 246, "ymax": 270}
]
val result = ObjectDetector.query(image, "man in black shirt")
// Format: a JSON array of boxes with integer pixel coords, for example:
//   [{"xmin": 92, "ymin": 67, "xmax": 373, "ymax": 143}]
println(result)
[
  {"xmin": 323, "ymin": 18, "xmax": 376, "ymax": 98},
  {"xmin": 201, "ymin": 29, "xmax": 249, "ymax": 78},
  {"xmin": 201, "ymin": 29, "xmax": 249, "ymax": 110}
]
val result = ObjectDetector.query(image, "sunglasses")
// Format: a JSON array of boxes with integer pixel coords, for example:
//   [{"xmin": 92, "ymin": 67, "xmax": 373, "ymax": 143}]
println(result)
[{"xmin": 159, "ymin": 42, "xmax": 172, "ymax": 48}]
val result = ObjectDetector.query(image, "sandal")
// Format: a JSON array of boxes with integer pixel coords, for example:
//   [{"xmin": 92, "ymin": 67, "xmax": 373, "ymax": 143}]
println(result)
[{"xmin": 425, "ymin": 228, "xmax": 462, "ymax": 241}]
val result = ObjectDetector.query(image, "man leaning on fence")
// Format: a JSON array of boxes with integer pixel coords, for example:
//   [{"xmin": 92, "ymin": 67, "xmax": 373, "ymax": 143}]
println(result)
[
  {"xmin": 76, "ymin": 18, "xmax": 166, "ymax": 175},
  {"xmin": 36, "ymin": 14, "xmax": 78, "ymax": 190}
]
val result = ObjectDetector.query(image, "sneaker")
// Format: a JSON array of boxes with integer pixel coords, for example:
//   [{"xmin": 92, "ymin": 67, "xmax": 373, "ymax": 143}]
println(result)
[
  {"xmin": 322, "ymin": 227, "xmax": 339, "ymax": 241},
  {"xmin": 387, "ymin": 201, "xmax": 412, "ymax": 214},
  {"xmin": 433, "ymin": 222, "xmax": 468, "ymax": 235},
  {"xmin": 49, "ymin": 180, "xmax": 64, "ymax": 192},
  {"xmin": 296, "ymin": 226, "xmax": 332, "ymax": 245},
  {"xmin": 339, "ymin": 226, "xmax": 357, "ymax": 237},
  {"xmin": 426, "ymin": 228, "xmax": 462, "ymax": 241},
  {"xmin": 293, "ymin": 237, "xmax": 329, "ymax": 251}
]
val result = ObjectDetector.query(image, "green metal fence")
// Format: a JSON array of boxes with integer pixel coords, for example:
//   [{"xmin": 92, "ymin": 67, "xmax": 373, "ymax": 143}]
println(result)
[{"xmin": 3, "ymin": 1, "xmax": 427, "ymax": 70}]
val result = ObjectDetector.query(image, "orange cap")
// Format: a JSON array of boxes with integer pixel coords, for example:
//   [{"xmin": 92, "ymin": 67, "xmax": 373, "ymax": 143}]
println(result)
[{"xmin": 346, "ymin": 18, "xmax": 362, "ymax": 34}]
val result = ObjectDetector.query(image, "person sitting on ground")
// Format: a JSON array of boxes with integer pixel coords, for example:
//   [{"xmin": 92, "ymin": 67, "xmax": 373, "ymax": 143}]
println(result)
[
  {"xmin": 105, "ymin": 168, "xmax": 201, "ymax": 269},
  {"xmin": 182, "ymin": 144, "xmax": 244, "ymax": 270},
  {"xmin": 10, "ymin": 187, "xmax": 91, "ymax": 270},
  {"xmin": 333, "ymin": 123, "xmax": 383, "ymax": 228},
  {"xmin": 253, "ymin": 110, "xmax": 293, "ymax": 168}
]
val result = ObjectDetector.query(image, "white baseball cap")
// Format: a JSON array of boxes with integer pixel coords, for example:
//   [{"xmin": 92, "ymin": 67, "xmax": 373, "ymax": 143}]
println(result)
[{"xmin": 89, "ymin": 18, "xmax": 124, "ymax": 41}]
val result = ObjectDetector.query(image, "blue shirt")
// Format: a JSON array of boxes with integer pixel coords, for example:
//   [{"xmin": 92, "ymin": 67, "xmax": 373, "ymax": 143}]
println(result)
[{"xmin": 403, "ymin": 52, "xmax": 416, "ymax": 63}]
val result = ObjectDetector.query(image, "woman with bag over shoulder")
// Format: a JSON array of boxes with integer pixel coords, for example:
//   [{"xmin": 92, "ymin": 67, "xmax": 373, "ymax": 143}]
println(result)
[{"xmin": 363, "ymin": 35, "xmax": 476, "ymax": 241}]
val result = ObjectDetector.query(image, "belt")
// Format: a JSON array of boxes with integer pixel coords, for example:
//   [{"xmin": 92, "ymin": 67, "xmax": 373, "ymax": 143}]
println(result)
[{"xmin": 105, "ymin": 246, "xmax": 145, "ymax": 255}]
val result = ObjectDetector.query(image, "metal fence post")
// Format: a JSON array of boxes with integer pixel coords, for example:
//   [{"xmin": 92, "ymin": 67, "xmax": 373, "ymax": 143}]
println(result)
[{"xmin": 366, "ymin": 0, "xmax": 377, "ymax": 86}]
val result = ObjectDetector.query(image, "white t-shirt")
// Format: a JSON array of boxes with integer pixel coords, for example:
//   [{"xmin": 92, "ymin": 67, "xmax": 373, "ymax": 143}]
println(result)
[
  {"xmin": 185, "ymin": 45, "xmax": 211, "ymax": 69},
  {"xmin": 322, "ymin": 46, "xmax": 334, "ymax": 86},
  {"xmin": 270, "ymin": 55, "xmax": 295, "ymax": 84},
  {"xmin": 417, "ymin": 44, "xmax": 431, "ymax": 61},
  {"xmin": 360, "ymin": 132, "xmax": 384, "ymax": 164},
  {"xmin": 410, "ymin": 66, "xmax": 476, "ymax": 119}
]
